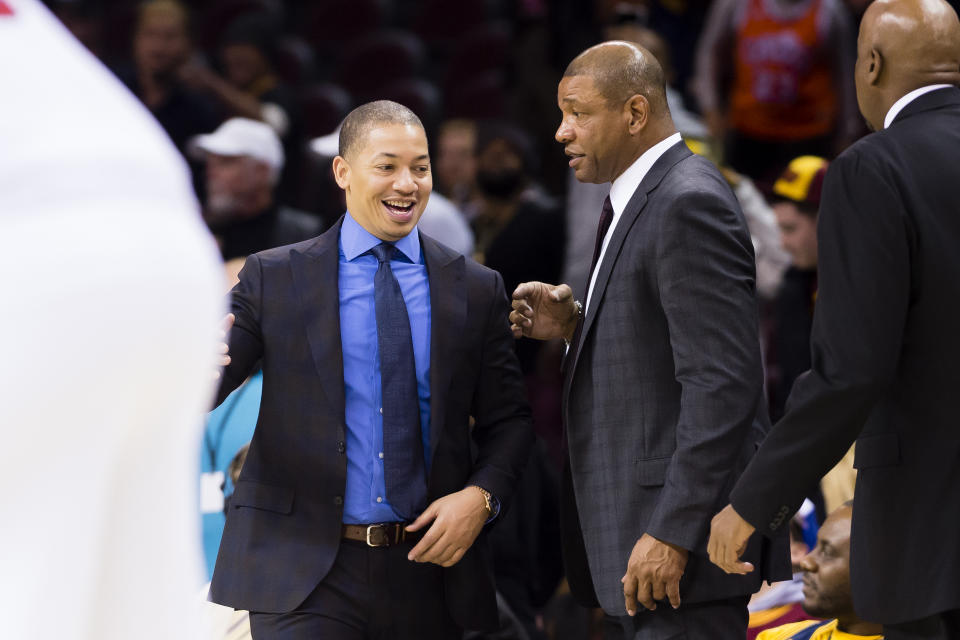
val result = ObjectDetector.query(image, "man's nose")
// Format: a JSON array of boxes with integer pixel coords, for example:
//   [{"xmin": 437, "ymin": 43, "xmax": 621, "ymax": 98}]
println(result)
[
  {"xmin": 555, "ymin": 120, "xmax": 573, "ymax": 144},
  {"xmin": 394, "ymin": 168, "xmax": 417, "ymax": 193},
  {"xmin": 799, "ymin": 551, "xmax": 817, "ymax": 572}
]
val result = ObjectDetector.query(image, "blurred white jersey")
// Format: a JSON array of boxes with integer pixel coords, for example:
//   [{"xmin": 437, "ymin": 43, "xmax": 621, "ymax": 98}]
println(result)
[{"xmin": 0, "ymin": 1, "xmax": 223, "ymax": 638}]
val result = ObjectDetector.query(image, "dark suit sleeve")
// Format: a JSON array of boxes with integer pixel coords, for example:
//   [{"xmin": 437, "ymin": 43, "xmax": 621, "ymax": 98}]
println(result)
[
  {"xmin": 645, "ymin": 187, "xmax": 765, "ymax": 551},
  {"xmin": 215, "ymin": 254, "xmax": 266, "ymax": 407},
  {"xmin": 466, "ymin": 270, "xmax": 534, "ymax": 511},
  {"xmin": 731, "ymin": 147, "xmax": 910, "ymax": 534}
]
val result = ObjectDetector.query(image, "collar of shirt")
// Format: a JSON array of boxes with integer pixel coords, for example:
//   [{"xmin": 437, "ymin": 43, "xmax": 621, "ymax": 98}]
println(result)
[
  {"xmin": 340, "ymin": 211, "xmax": 422, "ymax": 264},
  {"xmin": 884, "ymin": 84, "xmax": 953, "ymax": 129},
  {"xmin": 583, "ymin": 131, "xmax": 683, "ymax": 315}
]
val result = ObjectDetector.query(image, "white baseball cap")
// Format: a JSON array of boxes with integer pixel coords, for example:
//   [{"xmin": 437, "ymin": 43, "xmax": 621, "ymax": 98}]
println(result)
[
  {"xmin": 309, "ymin": 123, "xmax": 342, "ymax": 159},
  {"xmin": 192, "ymin": 118, "xmax": 285, "ymax": 172}
]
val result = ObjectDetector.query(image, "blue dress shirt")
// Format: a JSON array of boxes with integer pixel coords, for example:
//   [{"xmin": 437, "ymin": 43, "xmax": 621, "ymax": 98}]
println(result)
[{"xmin": 339, "ymin": 212, "xmax": 431, "ymax": 524}]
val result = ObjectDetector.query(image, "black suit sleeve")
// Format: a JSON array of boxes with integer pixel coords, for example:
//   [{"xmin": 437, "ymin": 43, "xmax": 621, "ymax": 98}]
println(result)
[
  {"xmin": 467, "ymin": 270, "xmax": 534, "ymax": 512},
  {"xmin": 646, "ymin": 187, "xmax": 764, "ymax": 551},
  {"xmin": 731, "ymin": 147, "xmax": 911, "ymax": 534},
  {"xmin": 215, "ymin": 254, "xmax": 266, "ymax": 407}
]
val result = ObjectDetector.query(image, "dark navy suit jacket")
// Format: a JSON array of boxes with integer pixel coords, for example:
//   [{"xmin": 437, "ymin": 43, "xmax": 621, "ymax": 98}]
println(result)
[{"xmin": 209, "ymin": 217, "xmax": 533, "ymax": 630}]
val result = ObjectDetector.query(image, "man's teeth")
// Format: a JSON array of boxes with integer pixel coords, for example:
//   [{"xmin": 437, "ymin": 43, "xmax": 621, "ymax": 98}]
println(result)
[{"xmin": 384, "ymin": 200, "xmax": 413, "ymax": 209}]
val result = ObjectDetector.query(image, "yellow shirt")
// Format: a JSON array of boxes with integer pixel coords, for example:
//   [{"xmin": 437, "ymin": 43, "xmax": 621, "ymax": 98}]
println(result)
[{"xmin": 756, "ymin": 618, "xmax": 883, "ymax": 640}]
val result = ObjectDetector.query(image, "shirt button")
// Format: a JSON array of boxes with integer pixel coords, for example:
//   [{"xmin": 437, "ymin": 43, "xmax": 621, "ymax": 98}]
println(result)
[
  {"xmin": 378, "ymin": 452, "xmax": 384, "ymax": 459},
  {"xmin": 379, "ymin": 407, "xmax": 383, "ymax": 415},
  {"xmin": 376, "ymin": 496, "xmax": 383, "ymax": 503},
  {"xmin": 333, "ymin": 496, "xmax": 343, "ymax": 506},
  {"xmin": 337, "ymin": 441, "xmax": 346, "ymax": 453}
]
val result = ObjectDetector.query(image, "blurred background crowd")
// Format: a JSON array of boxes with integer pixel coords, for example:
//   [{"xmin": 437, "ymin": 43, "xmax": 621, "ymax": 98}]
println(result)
[{"xmin": 40, "ymin": 0, "xmax": 958, "ymax": 637}]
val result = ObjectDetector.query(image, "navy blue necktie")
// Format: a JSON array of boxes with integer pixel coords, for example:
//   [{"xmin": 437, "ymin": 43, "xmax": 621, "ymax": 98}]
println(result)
[{"xmin": 370, "ymin": 242, "xmax": 428, "ymax": 520}]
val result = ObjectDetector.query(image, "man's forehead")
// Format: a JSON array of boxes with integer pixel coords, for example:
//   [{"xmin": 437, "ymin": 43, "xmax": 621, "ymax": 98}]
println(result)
[
  {"xmin": 355, "ymin": 124, "xmax": 428, "ymax": 156},
  {"xmin": 559, "ymin": 75, "xmax": 603, "ymax": 104},
  {"xmin": 818, "ymin": 511, "xmax": 852, "ymax": 545}
]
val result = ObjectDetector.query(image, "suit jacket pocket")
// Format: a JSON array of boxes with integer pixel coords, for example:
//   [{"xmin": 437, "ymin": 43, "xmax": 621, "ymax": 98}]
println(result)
[
  {"xmin": 231, "ymin": 480, "xmax": 295, "ymax": 514},
  {"xmin": 637, "ymin": 455, "xmax": 672, "ymax": 487},
  {"xmin": 853, "ymin": 433, "xmax": 900, "ymax": 469}
]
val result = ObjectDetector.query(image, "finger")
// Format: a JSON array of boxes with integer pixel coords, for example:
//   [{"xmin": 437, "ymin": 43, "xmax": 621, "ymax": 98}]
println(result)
[
  {"xmin": 428, "ymin": 542, "xmax": 457, "ymax": 566},
  {"xmin": 405, "ymin": 504, "xmax": 438, "ymax": 533},
  {"xmin": 666, "ymin": 576, "xmax": 682, "ymax": 610},
  {"xmin": 222, "ymin": 313, "xmax": 235, "ymax": 332},
  {"xmin": 621, "ymin": 574, "xmax": 638, "ymax": 617},
  {"xmin": 442, "ymin": 547, "xmax": 467, "ymax": 567},
  {"xmin": 218, "ymin": 342, "xmax": 230, "ymax": 354},
  {"xmin": 636, "ymin": 577, "xmax": 656, "ymax": 611},
  {"xmin": 651, "ymin": 576, "xmax": 667, "ymax": 603},
  {"xmin": 407, "ymin": 518, "xmax": 443, "ymax": 561},
  {"xmin": 551, "ymin": 284, "xmax": 573, "ymax": 302},
  {"xmin": 219, "ymin": 355, "xmax": 231, "ymax": 366},
  {"xmin": 412, "ymin": 531, "xmax": 449, "ymax": 564},
  {"xmin": 728, "ymin": 560, "xmax": 754, "ymax": 575},
  {"xmin": 512, "ymin": 282, "xmax": 537, "ymax": 300}
]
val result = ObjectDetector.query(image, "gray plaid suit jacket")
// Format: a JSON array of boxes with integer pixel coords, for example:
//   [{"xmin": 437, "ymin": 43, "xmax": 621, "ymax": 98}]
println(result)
[
  {"xmin": 561, "ymin": 141, "xmax": 790, "ymax": 615},
  {"xmin": 208, "ymin": 218, "xmax": 533, "ymax": 631}
]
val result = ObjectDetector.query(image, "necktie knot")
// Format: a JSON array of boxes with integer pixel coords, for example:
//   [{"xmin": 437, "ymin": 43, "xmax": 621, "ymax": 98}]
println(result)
[{"xmin": 370, "ymin": 242, "xmax": 396, "ymax": 264}]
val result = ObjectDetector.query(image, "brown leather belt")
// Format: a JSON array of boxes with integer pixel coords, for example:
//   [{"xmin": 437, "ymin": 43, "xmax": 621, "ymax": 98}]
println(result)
[{"xmin": 342, "ymin": 522, "xmax": 417, "ymax": 547}]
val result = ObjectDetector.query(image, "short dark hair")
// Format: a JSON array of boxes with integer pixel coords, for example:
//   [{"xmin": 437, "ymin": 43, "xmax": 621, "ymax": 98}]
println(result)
[
  {"xmin": 563, "ymin": 42, "xmax": 668, "ymax": 112},
  {"xmin": 338, "ymin": 100, "xmax": 424, "ymax": 159}
]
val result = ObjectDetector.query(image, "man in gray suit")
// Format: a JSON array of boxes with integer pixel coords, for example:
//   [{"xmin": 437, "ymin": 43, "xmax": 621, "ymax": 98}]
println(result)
[{"xmin": 510, "ymin": 41, "xmax": 788, "ymax": 638}]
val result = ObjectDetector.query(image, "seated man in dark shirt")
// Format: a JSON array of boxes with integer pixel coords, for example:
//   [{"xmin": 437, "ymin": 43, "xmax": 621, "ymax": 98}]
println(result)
[{"xmin": 193, "ymin": 117, "xmax": 322, "ymax": 261}]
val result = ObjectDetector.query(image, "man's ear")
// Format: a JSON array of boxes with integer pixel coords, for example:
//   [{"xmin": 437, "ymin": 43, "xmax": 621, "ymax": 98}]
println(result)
[
  {"xmin": 332, "ymin": 155, "xmax": 350, "ymax": 190},
  {"xmin": 867, "ymin": 47, "xmax": 883, "ymax": 86},
  {"xmin": 625, "ymin": 94, "xmax": 649, "ymax": 135}
]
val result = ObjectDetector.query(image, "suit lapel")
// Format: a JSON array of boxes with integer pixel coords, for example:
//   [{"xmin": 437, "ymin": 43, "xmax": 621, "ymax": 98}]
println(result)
[
  {"xmin": 421, "ymin": 234, "xmax": 467, "ymax": 470},
  {"xmin": 290, "ymin": 217, "xmax": 346, "ymax": 421},
  {"xmin": 569, "ymin": 141, "xmax": 692, "ymax": 380}
]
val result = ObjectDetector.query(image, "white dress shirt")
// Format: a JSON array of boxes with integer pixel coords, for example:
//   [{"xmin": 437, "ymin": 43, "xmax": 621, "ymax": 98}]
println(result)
[
  {"xmin": 584, "ymin": 132, "xmax": 684, "ymax": 316},
  {"xmin": 884, "ymin": 84, "xmax": 953, "ymax": 129}
]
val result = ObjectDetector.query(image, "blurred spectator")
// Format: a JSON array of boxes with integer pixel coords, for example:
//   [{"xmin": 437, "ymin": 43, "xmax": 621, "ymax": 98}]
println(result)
[
  {"xmin": 471, "ymin": 122, "xmax": 565, "ymax": 373},
  {"xmin": 180, "ymin": 12, "xmax": 303, "ymax": 203},
  {"xmin": 768, "ymin": 155, "xmax": 827, "ymax": 420},
  {"xmin": 115, "ymin": 0, "xmax": 219, "ymax": 191},
  {"xmin": 754, "ymin": 503, "xmax": 882, "ymax": 640},
  {"xmin": 193, "ymin": 117, "xmax": 322, "ymax": 260},
  {"xmin": 435, "ymin": 118, "xmax": 479, "ymax": 210},
  {"xmin": 310, "ymin": 123, "xmax": 475, "ymax": 256},
  {"xmin": 692, "ymin": 0, "xmax": 859, "ymax": 187}
]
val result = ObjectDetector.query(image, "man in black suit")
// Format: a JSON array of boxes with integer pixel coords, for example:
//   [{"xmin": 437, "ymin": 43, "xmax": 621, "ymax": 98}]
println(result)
[
  {"xmin": 210, "ymin": 100, "xmax": 533, "ymax": 639},
  {"xmin": 708, "ymin": 1, "xmax": 960, "ymax": 638},
  {"xmin": 509, "ymin": 42, "xmax": 788, "ymax": 639}
]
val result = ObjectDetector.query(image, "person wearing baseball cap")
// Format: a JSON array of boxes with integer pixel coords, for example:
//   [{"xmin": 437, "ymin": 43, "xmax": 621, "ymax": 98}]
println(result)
[
  {"xmin": 193, "ymin": 117, "xmax": 322, "ymax": 261},
  {"xmin": 770, "ymin": 155, "xmax": 829, "ymax": 271}
]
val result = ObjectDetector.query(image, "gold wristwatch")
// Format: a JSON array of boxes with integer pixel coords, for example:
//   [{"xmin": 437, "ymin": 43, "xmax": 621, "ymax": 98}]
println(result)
[{"xmin": 474, "ymin": 485, "xmax": 493, "ymax": 514}]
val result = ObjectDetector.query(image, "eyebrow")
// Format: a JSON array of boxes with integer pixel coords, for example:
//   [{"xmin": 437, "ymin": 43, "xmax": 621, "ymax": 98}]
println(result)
[{"xmin": 373, "ymin": 153, "xmax": 430, "ymax": 161}]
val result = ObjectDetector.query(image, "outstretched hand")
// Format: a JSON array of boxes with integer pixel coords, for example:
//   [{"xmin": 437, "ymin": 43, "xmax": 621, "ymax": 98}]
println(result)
[
  {"xmin": 509, "ymin": 281, "xmax": 579, "ymax": 341},
  {"xmin": 707, "ymin": 504, "xmax": 756, "ymax": 575}
]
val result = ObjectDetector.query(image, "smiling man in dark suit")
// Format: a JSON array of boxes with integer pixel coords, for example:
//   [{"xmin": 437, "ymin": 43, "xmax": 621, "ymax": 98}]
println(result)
[
  {"xmin": 509, "ymin": 42, "xmax": 789, "ymax": 639},
  {"xmin": 209, "ymin": 100, "xmax": 533, "ymax": 639},
  {"xmin": 708, "ymin": 1, "xmax": 960, "ymax": 638}
]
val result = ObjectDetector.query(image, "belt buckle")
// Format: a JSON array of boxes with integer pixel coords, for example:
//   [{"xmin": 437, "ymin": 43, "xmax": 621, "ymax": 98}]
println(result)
[{"xmin": 365, "ymin": 524, "xmax": 389, "ymax": 547}]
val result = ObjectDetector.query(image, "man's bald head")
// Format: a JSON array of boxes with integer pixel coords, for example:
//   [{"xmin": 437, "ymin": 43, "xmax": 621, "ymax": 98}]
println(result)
[
  {"xmin": 856, "ymin": 0, "xmax": 960, "ymax": 128},
  {"xmin": 338, "ymin": 100, "xmax": 424, "ymax": 160},
  {"xmin": 563, "ymin": 41, "xmax": 669, "ymax": 114}
]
